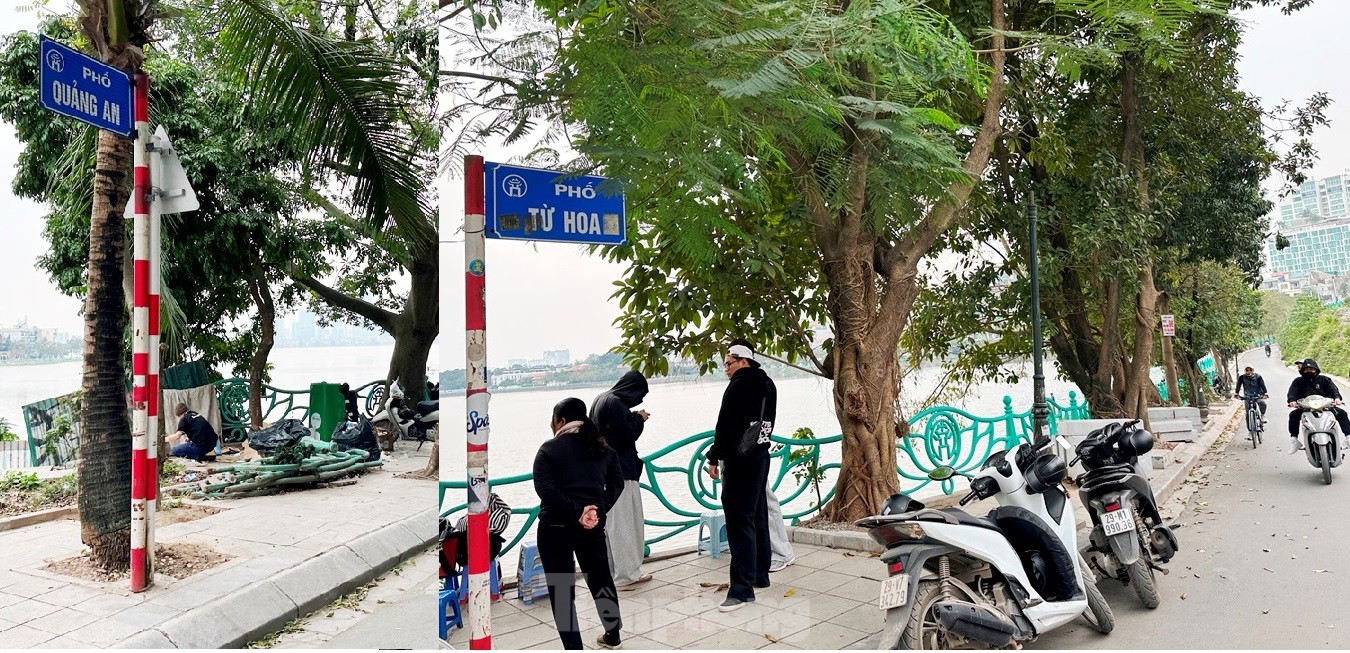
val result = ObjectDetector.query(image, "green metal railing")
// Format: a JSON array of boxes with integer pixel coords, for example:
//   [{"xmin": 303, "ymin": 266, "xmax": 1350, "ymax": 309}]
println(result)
[
  {"xmin": 213, "ymin": 378, "xmax": 388, "ymax": 442},
  {"xmin": 438, "ymin": 391, "xmax": 1091, "ymax": 558}
]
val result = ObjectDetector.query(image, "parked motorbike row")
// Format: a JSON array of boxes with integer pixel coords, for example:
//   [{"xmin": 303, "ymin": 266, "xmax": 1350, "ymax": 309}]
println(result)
[
  {"xmin": 369, "ymin": 381, "xmax": 440, "ymax": 451},
  {"xmin": 858, "ymin": 420, "xmax": 1177, "ymax": 649}
]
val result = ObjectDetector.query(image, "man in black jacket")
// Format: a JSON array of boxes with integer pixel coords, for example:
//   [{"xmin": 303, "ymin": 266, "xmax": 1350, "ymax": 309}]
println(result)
[
  {"xmin": 1286, "ymin": 359, "xmax": 1350, "ymax": 454},
  {"xmin": 706, "ymin": 339, "xmax": 776, "ymax": 612},
  {"xmin": 1234, "ymin": 366, "xmax": 1269, "ymax": 421},
  {"xmin": 590, "ymin": 371, "xmax": 652, "ymax": 587}
]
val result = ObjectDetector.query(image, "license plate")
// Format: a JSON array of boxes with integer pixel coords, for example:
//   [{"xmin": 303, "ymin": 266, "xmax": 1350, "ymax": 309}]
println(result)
[
  {"xmin": 879, "ymin": 575, "xmax": 909, "ymax": 610},
  {"xmin": 1102, "ymin": 507, "xmax": 1135, "ymax": 536}
]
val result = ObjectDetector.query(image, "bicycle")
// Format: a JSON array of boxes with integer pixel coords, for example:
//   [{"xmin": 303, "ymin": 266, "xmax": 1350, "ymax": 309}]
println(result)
[{"xmin": 1238, "ymin": 394, "xmax": 1267, "ymax": 449}]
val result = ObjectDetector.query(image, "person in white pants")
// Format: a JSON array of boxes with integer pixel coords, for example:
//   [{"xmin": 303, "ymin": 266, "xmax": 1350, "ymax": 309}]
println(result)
[{"xmin": 766, "ymin": 482, "xmax": 795, "ymax": 572}]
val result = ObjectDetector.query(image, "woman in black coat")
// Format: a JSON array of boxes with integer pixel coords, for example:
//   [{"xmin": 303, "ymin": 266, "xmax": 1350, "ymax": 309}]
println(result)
[{"xmin": 533, "ymin": 397, "xmax": 625, "ymax": 650}]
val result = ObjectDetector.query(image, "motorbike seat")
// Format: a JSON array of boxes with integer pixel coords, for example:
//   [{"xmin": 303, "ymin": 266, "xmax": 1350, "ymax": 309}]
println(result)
[
  {"xmin": 892, "ymin": 507, "xmax": 1002, "ymax": 533},
  {"xmin": 416, "ymin": 400, "xmax": 439, "ymax": 415},
  {"xmin": 935, "ymin": 508, "xmax": 1002, "ymax": 532},
  {"xmin": 986, "ymin": 505, "xmax": 1079, "ymax": 602}
]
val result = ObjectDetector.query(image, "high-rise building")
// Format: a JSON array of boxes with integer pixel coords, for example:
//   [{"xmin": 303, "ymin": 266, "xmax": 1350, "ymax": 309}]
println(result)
[
  {"xmin": 1278, "ymin": 171, "xmax": 1350, "ymax": 228},
  {"xmin": 543, "ymin": 349, "xmax": 570, "ymax": 367}
]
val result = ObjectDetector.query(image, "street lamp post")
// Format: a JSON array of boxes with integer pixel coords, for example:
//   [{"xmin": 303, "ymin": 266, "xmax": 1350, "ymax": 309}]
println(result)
[{"xmin": 1028, "ymin": 199, "xmax": 1049, "ymax": 442}]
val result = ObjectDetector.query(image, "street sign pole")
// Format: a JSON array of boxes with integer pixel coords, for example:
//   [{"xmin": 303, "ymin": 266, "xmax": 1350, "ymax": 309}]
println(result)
[
  {"xmin": 147, "ymin": 117, "xmax": 162, "ymax": 587},
  {"xmin": 464, "ymin": 155, "xmax": 493, "ymax": 649},
  {"xmin": 130, "ymin": 72, "xmax": 152, "ymax": 593}
]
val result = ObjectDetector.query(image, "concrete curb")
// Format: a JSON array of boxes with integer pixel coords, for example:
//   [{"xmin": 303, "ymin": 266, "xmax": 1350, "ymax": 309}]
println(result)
[
  {"xmin": 112, "ymin": 506, "xmax": 438, "ymax": 649},
  {"xmin": 0, "ymin": 505, "xmax": 77, "ymax": 532}
]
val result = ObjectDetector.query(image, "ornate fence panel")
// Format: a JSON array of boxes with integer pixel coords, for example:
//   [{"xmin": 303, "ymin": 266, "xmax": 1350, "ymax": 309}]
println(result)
[
  {"xmin": 212, "ymin": 379, "xmax": 389, "ymax": 443},
  {"xmin": 438, "ymin": 391, "xmax": 1091, "ymax": 559}
]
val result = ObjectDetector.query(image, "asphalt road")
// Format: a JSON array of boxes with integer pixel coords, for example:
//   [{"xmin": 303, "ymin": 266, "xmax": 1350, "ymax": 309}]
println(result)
[{"xmin": 1036, "ymin": 347, "xmax": 1350, "ymax": 649}]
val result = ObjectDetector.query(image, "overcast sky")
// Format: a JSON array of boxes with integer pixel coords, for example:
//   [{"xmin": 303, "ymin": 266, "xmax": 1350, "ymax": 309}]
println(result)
[{"xmin": 5, "ymin": 3, "xmax": 1349, "ymax": 366}]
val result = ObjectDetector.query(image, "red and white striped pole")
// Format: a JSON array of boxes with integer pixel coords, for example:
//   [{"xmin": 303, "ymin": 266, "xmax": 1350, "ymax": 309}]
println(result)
[
  {"xmin": 464, "ymin": 155, "xmax": 492, "ymax": 648},
  {"xmin": 129, "ymin": 72, "xmax": 153, "ymax": 593},
  {"xmin": 146, "ymin": 120, "xmax": 161, "ymax": 584}
]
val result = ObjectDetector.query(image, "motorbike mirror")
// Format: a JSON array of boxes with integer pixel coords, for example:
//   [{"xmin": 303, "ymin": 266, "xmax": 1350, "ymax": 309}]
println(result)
[{"xmin": 928, "ymin": 466, "xmax": 957, "ymax": 481}]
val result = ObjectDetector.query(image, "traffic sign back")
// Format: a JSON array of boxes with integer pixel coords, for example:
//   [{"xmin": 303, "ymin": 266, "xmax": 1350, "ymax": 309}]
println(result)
[{"xmin": 39, "ymin": 36, "xmax": 134, "ymax": 136}]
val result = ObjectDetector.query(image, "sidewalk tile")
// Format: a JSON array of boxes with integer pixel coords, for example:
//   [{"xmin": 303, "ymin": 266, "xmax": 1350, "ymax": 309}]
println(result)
[
  {"xmin": 105, "ymin": 601, "xmax": 181, "ymax": 630},
  {"xmin": 779, "ymin": 621, "xmax": 870, "ymax": 649},
  {"xmin": 643, "ymin": 616, "xmax": 724, "ymax": 648},
  {"xmin": 492, "ymin": 622, "xmax": 559, "ymax": 650},
  {"xmin": 794, "ymin": 568, "xmax": 858, "ymax": 592},
  {"xmin": 26, "ymin": 608, "xmax": 100, "ymax": 635},
  {"xmin": 0, "ymin": 592, "xmax": 25, "ymax": 611},
  {"xmin": 72, "ymin": 592, "xmax": 143, "ymax": 617},
  {"xmin": 30, "ymin": 636, "xmax": 88, "ymax": 648},
  {"xmin": 687, "ymin": 627, "xmax": 775, "ymax": 649},
  {"xmin": 832, "ymin": 577, "xmax": 882, "ymax": 604},
  {"xmin": 4, "ymin": 577, "xmax": 68, "ymax": 599},
  {"xmin": 617, "ymin": 635, "xmax": 674, "ymax": 649},
  {"xmin": 777, "ymin": 592, "xmax": 862, "ymax": 621},
  {"xmin": 827, "ymin": 602, "xmax": 886, "ymax": 634},
  {"xmin": 620, "ymin": 607, "xmax": 684, "ymax": 633},
  {"xmin": 0, "ymin": 624, "xmax": 57, "ymax": 647},
  {"xmin": 4, "ymin": 598, "xmax": 62, "ymax": 624},
  {"xmin": 64, "ymin": 617, "xmax": 143, "ymax": 647}
]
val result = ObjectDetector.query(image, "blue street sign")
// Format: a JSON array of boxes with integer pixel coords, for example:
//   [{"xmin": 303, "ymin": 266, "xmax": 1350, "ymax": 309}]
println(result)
[
  {"xmin": 38, "ymin": 35, "xmax": 134, "ymax": 137},
  {"xmin": 484, "ymin": 162, "xmax": 626, "ymax": 246}
]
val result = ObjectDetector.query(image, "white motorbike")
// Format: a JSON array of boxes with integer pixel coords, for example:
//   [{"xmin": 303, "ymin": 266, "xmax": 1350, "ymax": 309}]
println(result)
[
  {"xmin": 370, "ymin": 381, "xmax": 439, "ymax": 451},
  {"xmin": 1295, "ymin": 395, "xmax": 1345, "ymax": 485},
  {"xmin": 857, "ymin": 436, "xmax": 1112, "ymax": 649}
]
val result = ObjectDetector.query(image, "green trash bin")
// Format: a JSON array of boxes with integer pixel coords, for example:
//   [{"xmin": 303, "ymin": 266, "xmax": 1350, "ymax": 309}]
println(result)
[{"xmin": 308, "ymin": 383, "xmax": 347, "ymax": 442}]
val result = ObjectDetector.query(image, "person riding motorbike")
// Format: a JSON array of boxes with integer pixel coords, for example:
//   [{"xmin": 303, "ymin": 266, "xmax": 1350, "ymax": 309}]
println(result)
[
  {"xmin": 1234, "ymin": 366, "xmax": 1268, "ymax": 422},
  {"xmin": 1286, "ymin": 359, "xmax": 1350, "ymax": 454},
  {"xmin": 1265, "ymin": 343, "xmax": 1272, "ymax": 357}
]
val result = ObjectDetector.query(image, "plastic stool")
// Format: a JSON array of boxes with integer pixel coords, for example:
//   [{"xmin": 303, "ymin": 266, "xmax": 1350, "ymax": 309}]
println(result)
[
  {"xmin": 459, "ymin": 560, "xmax": 501, "ymax": 605},
  {"xmin": 516, "ymin": 541, "xmax": 549, "ymax": 605},
  {"xmin": 438, "ymin": 585, "xmax": 463, "ymax": 638},
  {"xmin": 696, "ymin": 510, "xmax": 730, "ymax": 558}
]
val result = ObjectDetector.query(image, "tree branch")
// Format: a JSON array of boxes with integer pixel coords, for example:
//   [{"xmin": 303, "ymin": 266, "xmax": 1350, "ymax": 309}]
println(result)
[
  {"xmin": 293, "ymin": 274, "xmax": 398, "ymax": 333},
  {"xmin": 895, "ymin": 0, "xmax": 1008, "ymax": 264},
  {"xmin": 294, "ymin": 186, "xmax": 414, "ymax": 268}
]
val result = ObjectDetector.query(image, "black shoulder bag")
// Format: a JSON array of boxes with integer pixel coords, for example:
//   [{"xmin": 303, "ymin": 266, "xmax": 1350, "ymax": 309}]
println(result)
[{"xmin": 735, "ymin": 394, "xmax": 772, "ymax": 458}]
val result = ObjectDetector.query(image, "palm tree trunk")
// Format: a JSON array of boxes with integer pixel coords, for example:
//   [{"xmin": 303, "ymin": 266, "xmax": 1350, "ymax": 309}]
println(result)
[{"xmin": 79, "ymin": 128, "xmax": 134, "ymax": 572}]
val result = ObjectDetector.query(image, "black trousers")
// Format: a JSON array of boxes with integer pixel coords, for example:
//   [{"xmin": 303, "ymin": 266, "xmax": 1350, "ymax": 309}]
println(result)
[
  {"xmin": 1289, "ymin": 407, "xmax": 1350, "ymax": 437},
  {"xmin": 721, "ymin": 446, "xmax": 770, "ymax": 601},
  {"xmin": 537, "ymin": 522, "xmax": 622, "ymax": 650}
]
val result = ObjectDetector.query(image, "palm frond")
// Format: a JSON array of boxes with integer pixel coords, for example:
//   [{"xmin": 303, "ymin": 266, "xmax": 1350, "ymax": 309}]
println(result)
[{"xmin": 216, "ymin": 0, "xmax": 434, "ymax": 254}]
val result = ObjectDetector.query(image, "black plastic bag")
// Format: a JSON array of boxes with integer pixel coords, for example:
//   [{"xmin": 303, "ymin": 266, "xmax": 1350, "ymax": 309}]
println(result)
[
  {"xmin": 332, "ymin": 417, "xmax": 381, "ymax": 461},
  {"xmin": 247, "ymin": 418, "xmax": 310, "ymax": 452}
]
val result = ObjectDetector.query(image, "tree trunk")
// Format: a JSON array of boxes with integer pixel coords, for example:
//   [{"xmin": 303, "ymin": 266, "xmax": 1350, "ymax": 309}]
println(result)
[
  {"xmin": 1159, "ymin": 292, "xmax": 1180, "ymax": 406},
  {"xmin": 1118, "ymin": 53, "xmax": 1155, "ymax": 427},
  {"xmin": 246, "ymin": 262, "xmax": 276, "ymax": 430},
  {"xmin": 79, "ymin": 128, "xmax": 133, "ymax": 572},
  {"xmin": 820, "ymin": 327, "xmax": 902, "ymax": 522}
]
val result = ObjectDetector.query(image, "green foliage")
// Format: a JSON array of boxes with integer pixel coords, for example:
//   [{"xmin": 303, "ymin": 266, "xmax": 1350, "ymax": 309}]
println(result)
[
  {"xmin": 1259, "ymin": 292, "xmax": 1298, "ymax": 339},
  {"xmin": 269, "ymin": 441, "xmax": 319, "ymax": 465},
  {"xmin": 160, "ymin": 458, "xmax": 187, "ymax": 481},
  {"xmin": 0, "ymin": 418, "xmax": 18, "ymax": 442},
  {"xmin": 44, "ymin": 415, "xmax": 73, "ymax": 465},
  {"xmin": 1278, "ymin": 297, "xmax": 1350, "ymax": 376},
  {"xmin": 539, "ymin": 0, "xmax": 986, "ymax": 373},
  {"xmin": 2, "ymin": 471, "xmax": 41, "ymax": 491},
  {"xmin": 784, "ymin": 427, "xmax": 825, "ymax": 508}
]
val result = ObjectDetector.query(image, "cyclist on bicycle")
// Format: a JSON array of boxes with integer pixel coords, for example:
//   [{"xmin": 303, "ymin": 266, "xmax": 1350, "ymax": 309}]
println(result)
[{"xmin": 1234, "ymin": 366, "xmax": 1268, "ymax": 423}]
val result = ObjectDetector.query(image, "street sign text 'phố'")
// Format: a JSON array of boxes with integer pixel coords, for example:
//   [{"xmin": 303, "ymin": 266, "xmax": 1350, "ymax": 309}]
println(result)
[
  {"xmin": 38, "ymin": 36, "xmax": 134, "ymax": 136},
  {"xmin": 484, "ymin": 162, "xmax": 626, "ymax": 246}
]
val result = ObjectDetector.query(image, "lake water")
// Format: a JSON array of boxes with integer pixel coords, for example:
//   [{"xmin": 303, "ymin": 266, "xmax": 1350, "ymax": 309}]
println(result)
[{"xmin": 0, "ymin": 345, "xmax": 413, "ymax": 440}]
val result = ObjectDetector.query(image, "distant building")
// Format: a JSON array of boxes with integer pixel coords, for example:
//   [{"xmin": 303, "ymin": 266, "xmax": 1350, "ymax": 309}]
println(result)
[
  {"xmin": 543, "ymin": 349, "xmax": 570, "ymax": 366},
  {"xmin": 508, "ymin": 358, "xmax": 528, "ymax": 368},
  {"xmin": 1279, "ymin": 171, "xmax": 1350, "ymax": 227}
]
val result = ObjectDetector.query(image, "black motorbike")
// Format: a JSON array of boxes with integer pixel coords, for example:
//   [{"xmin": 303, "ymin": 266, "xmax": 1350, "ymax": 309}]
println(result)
[{"xmin": 1072, "ymin": 420, "xmax": 1178, "ymax": 609}]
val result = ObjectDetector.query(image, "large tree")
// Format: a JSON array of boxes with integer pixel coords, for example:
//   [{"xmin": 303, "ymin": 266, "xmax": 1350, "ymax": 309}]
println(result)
[{"xmin": 527, "ymin": 0, "xmax": 1008, "ymax": 520}]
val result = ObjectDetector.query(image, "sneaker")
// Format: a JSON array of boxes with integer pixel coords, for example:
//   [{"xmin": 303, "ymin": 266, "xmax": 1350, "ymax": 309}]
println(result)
[
  {"xmin": 719, "ymin": 597, "xmax": 748, "ymax": 612},
  {"xmin": 596, "ymin": 633, "xmax": 622, "ymax": 649},
  {"xmin": 1289, "ymin": 437, "xmax": 1305, "ymax": 455},
  {"xmin": 769, "ymin": 557, "xmax": 795, "ymax": 573}
]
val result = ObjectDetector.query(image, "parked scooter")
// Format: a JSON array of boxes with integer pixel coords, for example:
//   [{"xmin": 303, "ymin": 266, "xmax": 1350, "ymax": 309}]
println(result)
[
  {"xmin": 857, "ymin": 436, "xmax": 1112, "ymax": 650},
  {"xmin": 1294, "ymin": 395, "xmax": 1344, "ymax": 485},
  {"xmin": 370, "ymin": 381, "xmax": 439, "ymax": 450},
  {"xmin": 1071, "ymin": 420, "xmax": 1178, "ymax": 609}
]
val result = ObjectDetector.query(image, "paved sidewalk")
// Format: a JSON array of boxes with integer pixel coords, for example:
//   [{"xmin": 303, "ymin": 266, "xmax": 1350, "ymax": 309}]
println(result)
[
  {"xmin": 0, "ymin": 444, "xmax": 437, "ymax": 649},
  {"xmin": 439, "ymin": 397, "xmax": 1242, "ymax": 650}
]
